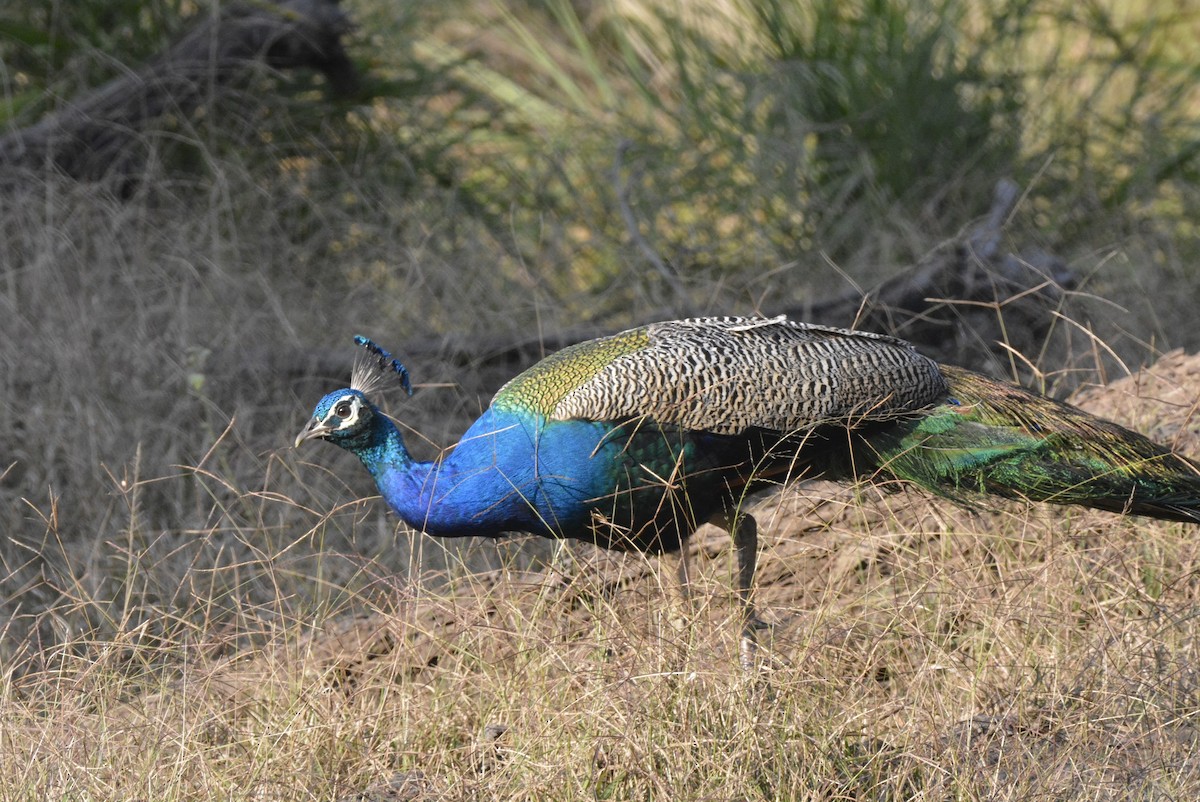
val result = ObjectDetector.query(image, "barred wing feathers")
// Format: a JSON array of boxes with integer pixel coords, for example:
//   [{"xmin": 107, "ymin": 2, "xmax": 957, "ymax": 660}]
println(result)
[{"xmin": 494, "ymin": 316, "xmax": 948, "ymax": 435}]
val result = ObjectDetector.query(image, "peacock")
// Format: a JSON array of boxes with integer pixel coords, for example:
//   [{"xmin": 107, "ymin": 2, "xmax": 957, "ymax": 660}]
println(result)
[{"xmin": 296, "ymin": 316, "xmax": 1200, "ymax": 664}]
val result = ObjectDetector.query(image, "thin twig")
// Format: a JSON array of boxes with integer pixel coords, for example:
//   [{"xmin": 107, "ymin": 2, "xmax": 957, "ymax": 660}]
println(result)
[{"xmin": 612, "ymin": 139, "xmax": 690, "ymax": 304}]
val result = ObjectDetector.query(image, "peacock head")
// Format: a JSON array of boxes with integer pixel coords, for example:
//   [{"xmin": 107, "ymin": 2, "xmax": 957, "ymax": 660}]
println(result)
[
  {"xmin": 295, "ymin": 336, "xmax": 413, "ymax": 451},
  {"xmin": 295, "ymin": 389, "xmax": 378, "ymax": 449}
]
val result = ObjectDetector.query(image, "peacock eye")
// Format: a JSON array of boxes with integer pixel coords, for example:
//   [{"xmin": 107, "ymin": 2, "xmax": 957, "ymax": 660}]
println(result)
[{"xmin": 334, "ymin": 400, "xmax": 354, "ymax": 418}]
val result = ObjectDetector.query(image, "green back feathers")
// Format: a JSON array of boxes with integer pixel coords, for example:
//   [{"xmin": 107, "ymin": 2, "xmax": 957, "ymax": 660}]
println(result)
[{"xmin": 493, "ymin": 327, "xmax": 652, "ymax": 416}]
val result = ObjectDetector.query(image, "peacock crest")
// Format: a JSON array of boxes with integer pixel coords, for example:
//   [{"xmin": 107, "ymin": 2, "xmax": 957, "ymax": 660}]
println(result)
[{"xmin": 350, "ymin": 335, "xmax": 413, "ymax": 398}]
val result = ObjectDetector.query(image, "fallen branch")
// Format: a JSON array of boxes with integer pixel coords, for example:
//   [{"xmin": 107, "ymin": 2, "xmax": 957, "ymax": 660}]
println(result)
[
  {"xmin": 0, "ymin": 0, "xmax": 358, "ymax": 187},
  {"xmin": 784, "ymin": 180, "xmax": 1075, "ymax": 375}
]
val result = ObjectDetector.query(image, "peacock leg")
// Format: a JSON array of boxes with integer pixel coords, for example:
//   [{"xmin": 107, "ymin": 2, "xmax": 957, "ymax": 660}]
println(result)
[
  {"xmin": 666, "ymin": 535, "xmax": 694, "ymax": 642},
  {"xmin": 729, "ymin": 513, "xmax": 762, "ymax": 669},
  {"xmin": 675, "ymin": 536, "xmax": 692, "ymax": 603}
]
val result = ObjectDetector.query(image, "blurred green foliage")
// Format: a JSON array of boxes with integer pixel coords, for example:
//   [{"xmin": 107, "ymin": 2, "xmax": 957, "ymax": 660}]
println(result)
[
  {"xmin": 2, "ymin": 0, "xmax": 1200, "ymax": 326},
  {"xmin": 0, "ymin": 1, "xmax": 188, "ymax": 120}
]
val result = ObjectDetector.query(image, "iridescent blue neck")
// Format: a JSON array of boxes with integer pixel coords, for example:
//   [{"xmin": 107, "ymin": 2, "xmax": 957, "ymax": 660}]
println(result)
[{"xmin": 347, "ymin": 413, "xmax": 413, "ymax": 479}]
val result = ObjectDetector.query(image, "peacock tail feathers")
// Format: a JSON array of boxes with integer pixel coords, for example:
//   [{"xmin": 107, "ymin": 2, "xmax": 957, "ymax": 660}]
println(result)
[{"xmin": 865, "ymin": 365, "xmax": 1200, "ymax": 522}]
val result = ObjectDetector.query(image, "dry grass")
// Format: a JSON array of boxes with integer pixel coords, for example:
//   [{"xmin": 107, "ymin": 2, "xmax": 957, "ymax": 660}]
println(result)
[{"xmin": 4, "ymin": 355, "xmax": 1200, "ymax": 800}]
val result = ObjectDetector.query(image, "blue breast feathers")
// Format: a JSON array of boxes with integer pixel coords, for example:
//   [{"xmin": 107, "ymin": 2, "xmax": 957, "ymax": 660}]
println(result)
[{"xmin": 372, "ymin": 407, "xmax": 618, "ymax": 539}]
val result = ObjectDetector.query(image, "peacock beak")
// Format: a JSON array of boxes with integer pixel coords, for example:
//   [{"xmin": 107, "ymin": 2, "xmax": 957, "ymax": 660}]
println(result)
[{"xmin": 295, "ymin": 417, "xmax": 332, "ymax": 447}]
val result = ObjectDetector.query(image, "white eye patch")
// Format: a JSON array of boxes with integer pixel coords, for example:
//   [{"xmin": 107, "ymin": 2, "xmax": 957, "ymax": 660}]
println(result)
[{"xmin": 326, "ymin": 394, "xmax": 362, "ymax": 430}]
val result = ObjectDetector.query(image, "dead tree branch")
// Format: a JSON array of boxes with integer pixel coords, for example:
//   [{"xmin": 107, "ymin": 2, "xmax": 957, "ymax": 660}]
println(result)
[{"xmin": 0, "ymin": 0, "xmax": 358, "ymax": 187}]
